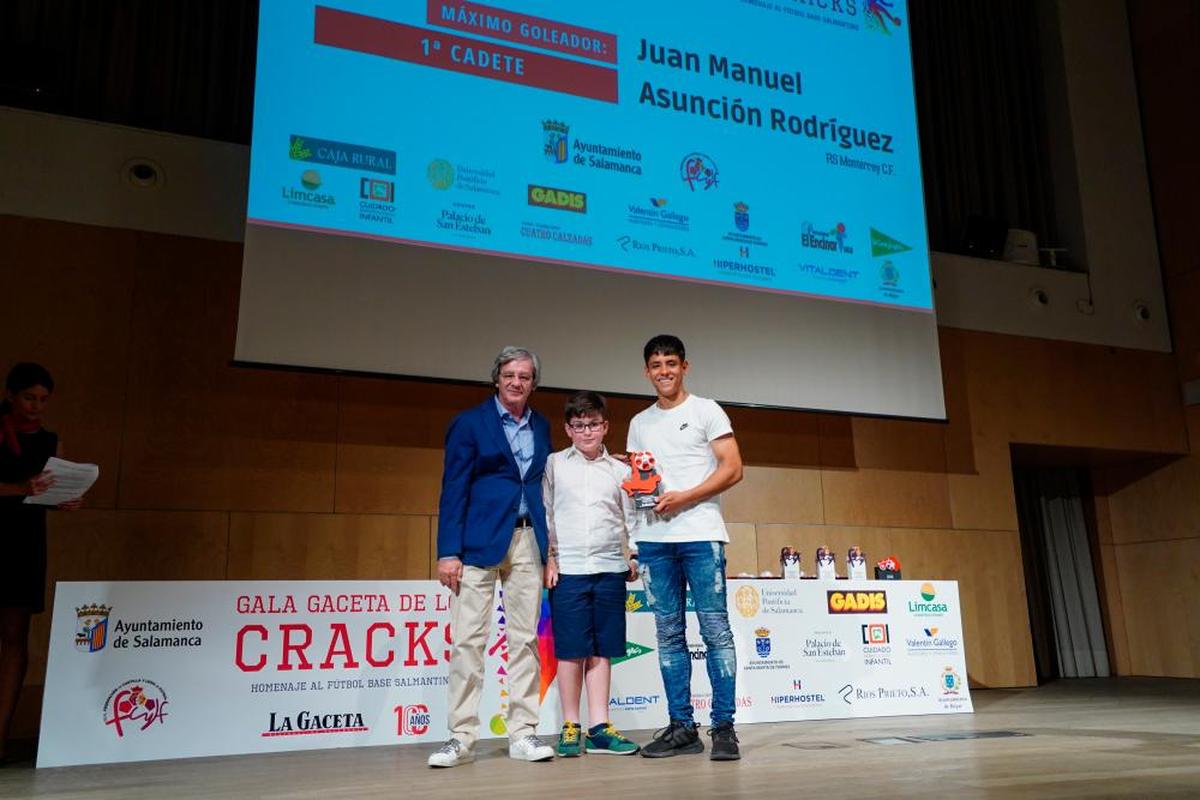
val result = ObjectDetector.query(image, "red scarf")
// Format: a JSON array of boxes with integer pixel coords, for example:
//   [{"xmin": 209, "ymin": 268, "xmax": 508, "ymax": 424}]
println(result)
[{"xmin": 2, "ymin": 413, "xmax": 40, "ymax": 456}]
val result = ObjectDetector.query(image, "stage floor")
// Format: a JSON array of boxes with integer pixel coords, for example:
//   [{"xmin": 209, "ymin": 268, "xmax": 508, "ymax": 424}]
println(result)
[{"xmin": 4, "ymin": 678, "xmax": 1200, "ymax": 799}]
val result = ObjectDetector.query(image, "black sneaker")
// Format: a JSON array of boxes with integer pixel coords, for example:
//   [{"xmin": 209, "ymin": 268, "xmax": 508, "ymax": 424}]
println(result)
[
  {"xmin": 640, "ymin": 720, "xmax": 704, "ymax": 758},
  {"xmin": 708, "ymin": 722, "xmax": 741, "ymax": 761}
]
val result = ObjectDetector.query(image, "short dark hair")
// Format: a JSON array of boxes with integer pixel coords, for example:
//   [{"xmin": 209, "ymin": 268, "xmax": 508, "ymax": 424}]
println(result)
[
  {"xmin": 564, "ymin": 390, "xmax": 608, "ymax": 422},
  {"xmin": 6, "ymin": 362, "xmax": 54, "ymax": 395},
  {"xmin": 643, "ymin": 334, "xmax": 686, "ymax": 364}
]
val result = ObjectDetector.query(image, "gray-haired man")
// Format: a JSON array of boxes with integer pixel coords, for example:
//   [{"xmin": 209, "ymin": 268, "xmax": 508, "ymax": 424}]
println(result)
[{"xmin": 429, "ymin": 346, "xmax": 555, "ymax": 766}]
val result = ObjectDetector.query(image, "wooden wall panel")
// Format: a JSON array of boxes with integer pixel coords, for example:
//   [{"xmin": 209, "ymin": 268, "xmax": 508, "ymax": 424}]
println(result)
[
  {"xmin": 727, "ymin": 406, "xmax": 822, "ymax": 467},
  {"xmin": 227, "ymin": 513, "xmax": 431, "ymax": 580},
  {"xmin": 1114, "ymin": 538, "xmax": 1200, "ymax": 677},
  {"xmin": 1097, "ymin": 542, "xmax": 1133, "ymax": 675},
  {"xmin": 960, "ymin": 330, "xmax": 1187, "ymax": 454},
  {"xmin": 722, "ymin": 466, "xmax": 823, "ymax": 525},
  {"xmin": 117, "ymin": 232, "xmax": 340, "ymax": 511},
  {"xmin": 724, "ymin": 522, "xmax": 758, "ymax": 577},
  {"xmin": 946, "ymin": 435, "xmax": 1020, "ymax": 531},
  {"xmin": 1105, "ymin": 410, "xmax": 1200, "ymax": 544},
  {"xmin": 2, "ymin": 216, "xmax": 136, "ymax": 509},
  {"xmin": 335, "ymin": 445, "xmax": 444, "ymax": 514},
  {"xmin": 850, "ymin": 416, "xmax": 947, "ymax": 473},
  {"xmin": 821, "ymin": 468, "xmax": 952, "ymax": 529},
  {"xmin": 939, "ymin": 327, "xmax": 978, "ymax": 476}
]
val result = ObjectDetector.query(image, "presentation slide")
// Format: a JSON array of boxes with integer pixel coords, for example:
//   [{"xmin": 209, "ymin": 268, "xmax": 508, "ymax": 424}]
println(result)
[
  {"xmin": 238, "ymin": 0, "xmax": 945, "ymax": 419},
  {"xmin": 247, "ymin": 0, "xmax": 930, "ymax": 311}
]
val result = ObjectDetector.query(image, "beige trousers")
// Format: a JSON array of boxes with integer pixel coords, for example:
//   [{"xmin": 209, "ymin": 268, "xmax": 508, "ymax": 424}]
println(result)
[{"xmin": 447, "ymin": 526, "xmax": 543, "ymax": 749}]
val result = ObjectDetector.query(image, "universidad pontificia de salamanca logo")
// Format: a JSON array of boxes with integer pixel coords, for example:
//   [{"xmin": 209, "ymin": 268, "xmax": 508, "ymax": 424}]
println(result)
[
  {"xmin": 103, "ymin": 680, "xmax": 168, "ymax": 737},
  {"xmin": 76, "ymin": 603, "xmax": 111, "ymax": 652}
]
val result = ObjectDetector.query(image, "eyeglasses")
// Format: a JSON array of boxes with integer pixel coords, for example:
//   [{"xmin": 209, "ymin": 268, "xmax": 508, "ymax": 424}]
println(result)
[{"xmin": 567, "ymin": 421, "xmax": 606, "ymax": 433}]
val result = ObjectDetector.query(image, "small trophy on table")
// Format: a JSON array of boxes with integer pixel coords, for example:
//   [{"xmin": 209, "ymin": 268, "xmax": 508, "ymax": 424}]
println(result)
[
  {"xmin": 780, "ymin": 547, "xmax": 803, "ymax": 579},
  {"xmin": 815, "ymin": 546, "xmax": 837, "ymax": 580},
  {"xmin": 622, "ymin": 451, "xmax": 663, "ymax": 519},
  {"xmin": 847, "ymin": 546, "xmax": 867, "ymax": 580}
]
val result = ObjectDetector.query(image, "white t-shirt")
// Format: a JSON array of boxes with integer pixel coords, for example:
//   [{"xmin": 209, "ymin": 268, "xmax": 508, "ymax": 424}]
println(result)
[{"xmin": 626, "ymin": 394, "xmax": 733, "ymax": 543}]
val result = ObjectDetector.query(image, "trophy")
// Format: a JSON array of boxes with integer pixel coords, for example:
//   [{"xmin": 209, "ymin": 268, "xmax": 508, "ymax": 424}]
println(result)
[
  {"xmin": 847, "ymin": 546, "xmax": 867, "ymax": 580},
  {"xmin": 875, "ymin": 555, "xmax": 902, "ymax": 580},
  {"xmin": 815, "ymin": 546, "xmax": 837, "ymax": 580},
  {"xmin": 780, "ymin": 547, "xmax": 802, "ymax": 579},
  {"xmin": 621, "ymin": 451, "xmax": 663, "ymax": 514}
]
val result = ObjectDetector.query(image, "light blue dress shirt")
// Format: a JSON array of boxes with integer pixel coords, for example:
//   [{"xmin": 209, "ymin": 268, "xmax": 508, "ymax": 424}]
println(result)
[{"xmin": 494, "ymin": 395, "xmax": 533, "ymax": 517}]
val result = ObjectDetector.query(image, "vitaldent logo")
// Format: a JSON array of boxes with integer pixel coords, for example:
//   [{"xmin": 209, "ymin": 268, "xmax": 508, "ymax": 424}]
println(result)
[
  {"xmin": 908, "ymin": 583, "xmax": 949, "ymax": 615},
  {"xmin": 610, "ymin": 694, "xmax": 661, "ymax": 711}
]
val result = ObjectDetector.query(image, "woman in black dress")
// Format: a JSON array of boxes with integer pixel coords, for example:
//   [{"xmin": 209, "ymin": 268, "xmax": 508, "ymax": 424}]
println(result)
[{"xmin": 0, "ymin": 363, "xmax": 81, "ymax": 760}]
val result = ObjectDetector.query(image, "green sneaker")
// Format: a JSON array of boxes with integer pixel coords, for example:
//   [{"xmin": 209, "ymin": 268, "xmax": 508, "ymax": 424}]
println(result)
[
  {"xmin": 557, "ymin": 721, "xmax": 582, "ymax": 757},
  {"xmin": 586, "ymin": 722, "xmax": 640, "ymax": 755}
]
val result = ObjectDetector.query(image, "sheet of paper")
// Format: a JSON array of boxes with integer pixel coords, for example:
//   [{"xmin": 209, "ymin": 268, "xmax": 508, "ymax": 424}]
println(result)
[{"xmin": 23, "ymin": 457, "xmax": 99, "ymax": 506}]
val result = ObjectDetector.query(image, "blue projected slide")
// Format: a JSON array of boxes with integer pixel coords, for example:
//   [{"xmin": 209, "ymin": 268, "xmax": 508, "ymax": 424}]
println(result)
[{"xmin": 248, "ymin": 0, "xmax": 931, "ymax": 311}]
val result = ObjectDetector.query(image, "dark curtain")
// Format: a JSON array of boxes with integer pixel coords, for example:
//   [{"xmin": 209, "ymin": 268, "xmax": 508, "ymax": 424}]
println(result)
[
  {"xmin": 0, "ymin": 0, "xmax": 258, "ymax": 144},
  {"xmin": 1014, "ymin": 467, "xmax": 1110, "ymax": 682},
  {"xmin": 910, "ymin": 0, "xmax": 1060, "ymax": 254}
]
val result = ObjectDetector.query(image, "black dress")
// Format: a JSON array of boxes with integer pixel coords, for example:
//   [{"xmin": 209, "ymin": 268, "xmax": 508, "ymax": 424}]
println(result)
[{"xmin": 0, "ymin": 427, "xmax": 58, "ymax": 613}]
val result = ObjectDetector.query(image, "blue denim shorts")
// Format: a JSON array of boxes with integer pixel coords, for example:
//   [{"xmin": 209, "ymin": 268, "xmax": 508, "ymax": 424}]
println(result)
[{"xmin": 549, "ymin": 572, "xmax": 627, "ymax": 659}]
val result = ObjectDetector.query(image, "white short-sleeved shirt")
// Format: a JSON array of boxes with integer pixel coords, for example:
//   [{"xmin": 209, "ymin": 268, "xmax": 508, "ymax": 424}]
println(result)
[{"xmin": 626, "ymin": 394, "xmax": 733, "ymax": 543}]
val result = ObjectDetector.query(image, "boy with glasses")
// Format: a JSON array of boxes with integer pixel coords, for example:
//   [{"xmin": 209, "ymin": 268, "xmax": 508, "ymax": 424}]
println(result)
[{"xmin": 542, "ymin": 391, "xmax": 640, "ymax": 757}]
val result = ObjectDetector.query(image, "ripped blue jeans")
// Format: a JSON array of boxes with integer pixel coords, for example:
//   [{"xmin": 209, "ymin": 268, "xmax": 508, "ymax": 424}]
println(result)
[{"xmin": 638, "ymin": 540, "xmax": 737, "ymax": 726}]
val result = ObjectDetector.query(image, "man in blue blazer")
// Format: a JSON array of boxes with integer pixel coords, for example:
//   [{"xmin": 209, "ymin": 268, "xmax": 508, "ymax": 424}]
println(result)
[{"xmin": 428, "ymin": 346, "xmax": 556, "ymax": 767}]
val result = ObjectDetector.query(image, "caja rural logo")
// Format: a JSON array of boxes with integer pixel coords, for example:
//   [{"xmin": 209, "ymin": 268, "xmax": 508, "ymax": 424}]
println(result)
[{"xmin": 827, "ymin": 590, "xmax": 888, "ymax": 614}]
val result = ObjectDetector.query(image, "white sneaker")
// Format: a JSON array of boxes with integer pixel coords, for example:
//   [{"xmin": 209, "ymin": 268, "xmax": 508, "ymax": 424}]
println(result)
[
  {"xmin": 508, "ymin": 734, "xmax": 555, "ymax": 761},
  {"xmin": 428, "ymin": 738, "xmax": 474, "ymax": 768}
]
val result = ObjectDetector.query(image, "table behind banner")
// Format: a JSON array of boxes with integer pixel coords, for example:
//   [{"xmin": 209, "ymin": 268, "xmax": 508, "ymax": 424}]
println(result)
[{"xmin": 39, "ymin": 578, "xmax": 971, "ymax": 767}]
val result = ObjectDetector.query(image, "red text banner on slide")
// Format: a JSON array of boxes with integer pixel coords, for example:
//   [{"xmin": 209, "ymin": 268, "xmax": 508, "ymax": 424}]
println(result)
[
  {"xmin": 426, "ymin": 0, "xmax": 618, "ymax": 64},
  {"xmin": 314, "ymin": 6, "xmax": 618, "ymax": 103}
]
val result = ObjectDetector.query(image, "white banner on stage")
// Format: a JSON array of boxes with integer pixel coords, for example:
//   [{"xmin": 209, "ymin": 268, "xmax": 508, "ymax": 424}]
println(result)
[{"xmin": 39, "ymin": 579, "xmax": 970, "ymax": 767}]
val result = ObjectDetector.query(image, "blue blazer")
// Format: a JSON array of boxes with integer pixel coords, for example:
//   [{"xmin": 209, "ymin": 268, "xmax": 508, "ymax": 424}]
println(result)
[{"xmin": 437, "ymin": 398, "xmax": 551, "ymax": 567}]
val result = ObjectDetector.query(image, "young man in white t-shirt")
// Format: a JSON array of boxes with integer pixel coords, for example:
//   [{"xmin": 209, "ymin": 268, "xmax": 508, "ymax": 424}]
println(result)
[{"xmin": 627, "ymin": 334, "xmax": 744, "ymax": 761}]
